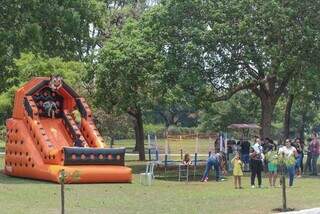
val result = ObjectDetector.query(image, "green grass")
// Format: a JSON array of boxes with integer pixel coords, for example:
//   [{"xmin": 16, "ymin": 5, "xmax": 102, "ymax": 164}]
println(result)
[
  {"xmin": 0, "ymin": 136, "xmax": 212, "ymax": 156},
  {"xmin": 0, "ymin": 137, "xmax": 211, "ymax": 157},
  {"xmin": 113, "ymin": 138, "xmax": 215, "ymax": 154},
  {"xmin": 0, "ymin": 156, "xmax": 319, "ymax": 214}
]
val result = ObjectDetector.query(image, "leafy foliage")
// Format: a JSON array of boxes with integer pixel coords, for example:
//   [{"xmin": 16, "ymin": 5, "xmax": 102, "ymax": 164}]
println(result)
[
  {"xmin": 0, "ymin": 0, "xmax": 104, "ymax": 94},
  {"xmin": 0, "ymin": 52, "xmax": 85, "ymax": 122},
  {"xmin": 139, "ymin": 0, "xmax": 320, "ymax": 137},
  {"xmin": 94, "ymin": 109, "xmax": 134, "ymax": 141},
  {"xmin": 198, "ymin": 91, "xmax": 260, "ymax": 132},
  {"xmin": 95, "ymin": 19, "xmax": 161, "ymax": 114}
]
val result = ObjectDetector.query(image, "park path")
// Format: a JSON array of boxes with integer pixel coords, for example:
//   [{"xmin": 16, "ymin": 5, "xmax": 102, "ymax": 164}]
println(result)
[{"xmin": 280, "ymin": 208, "xmax": 320, "ymax": 214}]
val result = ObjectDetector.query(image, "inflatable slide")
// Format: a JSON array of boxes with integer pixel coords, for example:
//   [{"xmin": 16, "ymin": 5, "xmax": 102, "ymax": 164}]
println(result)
[{"xmin": 3, "ymin": 77, "xmax": 132, "ymax": 183}]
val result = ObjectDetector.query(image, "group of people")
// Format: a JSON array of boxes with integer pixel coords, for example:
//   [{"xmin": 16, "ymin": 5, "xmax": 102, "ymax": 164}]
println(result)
[{"xmin": 198, "ymin": 133, "xmax": 320, "ymax": 189}]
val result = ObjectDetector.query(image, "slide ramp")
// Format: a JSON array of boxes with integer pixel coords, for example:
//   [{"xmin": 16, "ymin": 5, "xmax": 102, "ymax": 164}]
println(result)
[{"xmin": 4, "ymin": 77, "xmax": 132, "ymax": 183}]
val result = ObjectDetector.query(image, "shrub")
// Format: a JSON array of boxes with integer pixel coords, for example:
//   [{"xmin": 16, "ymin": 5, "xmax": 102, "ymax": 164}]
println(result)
[{"xmin": 144, "ymin": 124, "xmax": 166, "ymax": 137}]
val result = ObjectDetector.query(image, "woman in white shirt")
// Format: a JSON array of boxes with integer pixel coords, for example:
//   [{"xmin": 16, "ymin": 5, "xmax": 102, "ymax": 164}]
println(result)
[{"xmin": 278, "ymin": 139, "xmax": 298, "ymax": 187}]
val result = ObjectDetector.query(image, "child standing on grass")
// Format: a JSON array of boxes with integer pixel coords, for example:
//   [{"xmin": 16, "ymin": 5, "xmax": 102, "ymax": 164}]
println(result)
[{"xmin": 231, "ymin": 152, "xmax": 243, "ymax": 189}]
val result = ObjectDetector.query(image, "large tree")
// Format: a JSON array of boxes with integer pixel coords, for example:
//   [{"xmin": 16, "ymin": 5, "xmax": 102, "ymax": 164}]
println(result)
[
  {"xmin": 0, "ymin": 0, "xmax": 104, "ymax": 94},
  {"xmin": 0, "ymin": 52, "xmax": 85, "ymax": 124},
  {"xmin": 199, "ymin": 91, "xmax": 261, "ymax": 132},
  {"xmin": 95, "ymin": 20, "xmax": 162, "ymax": 160},
  {"xmin": 83, "ymin": 0, "xmax": 155, "ymax": 98},
  {"xmin": 141, "ymin": 0, "xmax": 320, "ymax": 138},
  {"xmin": 283, "ymin": 67, "xmax": 320, "ymax": 139}
]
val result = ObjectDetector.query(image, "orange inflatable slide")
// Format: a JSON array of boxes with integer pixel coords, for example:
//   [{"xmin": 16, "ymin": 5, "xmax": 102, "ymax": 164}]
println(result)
[{"xmin": 3, "ymin": 77, "xmax": 132, "ymax": 183}]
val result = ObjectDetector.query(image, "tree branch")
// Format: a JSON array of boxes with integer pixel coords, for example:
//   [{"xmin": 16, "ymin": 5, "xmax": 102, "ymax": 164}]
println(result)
[
  {"xmin": 127, "ymin": 107, "xmax": 137, "ymax": 118},
  {"xmin": 275, "ymin": 73, "xmax": 291, "ymax": 98},
  {"xmin": 212, "ymin": 75, "xmax": 275, "ymax": 102},
  {"xmin": 250, "ymin": 85, "xmax": 263, "ymax": 98}
]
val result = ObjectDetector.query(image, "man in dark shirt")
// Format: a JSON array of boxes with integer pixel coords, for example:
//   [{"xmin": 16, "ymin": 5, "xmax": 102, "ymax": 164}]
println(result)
[
  {"xmin": 240, "ymin": 140, "xmax": 250, "ymax": 171},
  {"xmin": 250, "ymin": 137, "xmax": 264, "ymax": 188}
]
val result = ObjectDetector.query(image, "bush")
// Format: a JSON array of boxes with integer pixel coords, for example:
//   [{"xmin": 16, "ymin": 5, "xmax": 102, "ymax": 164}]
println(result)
[
  {"xmin": 144, "ymin": 124, "xmax": 200, "ymax": 138},
  {"xmin": 144, "ymin": 124, "xmax": 166, "ymax": 137},
  {"xmin": 167, "ymin": 125, "xmax": 199, "ymax": 135},
  {"xmin": 0, "ymin": 125, "xmax": 6, "ymax": 146},
  {"xmin": 93, "ymin": 109, "xmax": 135, "ymax": 140}
]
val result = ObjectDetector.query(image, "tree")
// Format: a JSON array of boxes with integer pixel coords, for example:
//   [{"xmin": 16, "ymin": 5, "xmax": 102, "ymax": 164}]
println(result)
[
  {"xmin": 282, "ymin": 93, "xmax": 294, "ymax": 140},
  {"xmin": 82, "ymin": 0, "xmax": 155, "ymax": 99},
  {"xmin": 0, "ymin": 52, "xmax": 85, "ymax": 123},
  {"xmin": 154, "ymin": 104, "xmax": 198, "ymax": 128},
  {"xmin": 198, "ymin": 91, "xmax": 260, "ymax": 132},
  {"xmin": 94, "ymin": 109, "xmax": 133, "ymax": 147},
  {"xmin": 141, "ymin": 0, "xmax": 320, "ymax": 138},
  {"xmin": 95, "ymin": 20, "xmax": 162, "ymax": 160},
  {"xmin": 285, "ymin": 68, "xmax": 320, "ymax": 139},
  {"xmin": 0, "ymin": 0, "xmax": 104, "ymax": 95}
]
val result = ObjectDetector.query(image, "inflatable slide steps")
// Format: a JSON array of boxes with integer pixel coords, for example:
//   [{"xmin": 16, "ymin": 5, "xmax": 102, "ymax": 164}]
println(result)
[{"xmin": 4, "ymin": 77, "xmax": 132, "ymax": 183}]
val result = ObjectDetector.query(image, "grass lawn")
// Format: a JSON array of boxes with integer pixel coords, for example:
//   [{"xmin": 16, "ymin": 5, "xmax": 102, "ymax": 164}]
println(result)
[
  {"xmin": 0, "ymin": 156, "xmax": 319, "ymax": 214},
  {"xmin": 1, "ymin": 137, "xmax": 215, "ymax": 156},
  {"xmin": 113, "ymin": 138, "xmax": 215, "ymax": 155}
]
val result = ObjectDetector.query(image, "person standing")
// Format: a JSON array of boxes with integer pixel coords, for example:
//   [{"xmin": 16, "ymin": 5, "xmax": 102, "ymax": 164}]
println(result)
[
  {"xmin": 263, "ymin": 138, "xmax": 275, "ymax": 174},
  {"xmin": 232, "ymin": 152, "xmax": 243, "ymax": 189},
  {"xmin": 293, "ymin": 138, "xmax": 304, "ymax": 177},
  {"xmin": 266, "ymin": 144, "xmax": 278, "ymax": 187},
  {"xmin": 305, "ymin": 138, "xmax": 313, "ymax": 174},
  {"xmin": 240, "ymin": 140, "xmax": 250, "ymax": 171},
  {"xmin": 227, "ymin": 140, "xmax": 236, "ymax": 172},
  {"xmin": 279, "ymin": 139, "xmax": 297, "ymax": 187},
  {"xmin": 250, "ymin": 137, "xmax": 264, "ymax": 188},
  {"xmin": 309, "ymin": 133, "xmax": 320, "ymax": 176}
]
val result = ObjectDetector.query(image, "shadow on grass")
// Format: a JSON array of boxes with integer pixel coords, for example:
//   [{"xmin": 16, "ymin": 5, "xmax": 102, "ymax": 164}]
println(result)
[{"xmin": 272, "ymin": 208, "xmax": 295, "ymax": 213}]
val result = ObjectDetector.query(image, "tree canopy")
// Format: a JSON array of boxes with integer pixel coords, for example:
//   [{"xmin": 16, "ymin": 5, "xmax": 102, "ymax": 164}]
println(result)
[
  {"xmin": 0, "ymin": 52, "xmax": 84, "ymax": 123},
  {"xmin": 136, "ymin": 0, "xmax": 320, "ymax": 138},
  {"xmin": 2, "ymin": 0, "xmax": 320, "ymax": 155}
]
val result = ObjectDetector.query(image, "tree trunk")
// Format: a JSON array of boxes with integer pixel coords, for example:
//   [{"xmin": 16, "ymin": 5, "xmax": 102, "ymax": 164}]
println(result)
[
  {"xmin": 133, "ymin": 109, "xmax": 145, "ymax": 161},
  {"xmin": 158, "ymin": 111, "xmax": 171, "ymax": 128},
  {"xmin": 296, "ymin": 111, "xmax": 306, "ymax": 141},
  {"xmin": 161, "ymin": 113, "xmax": 170, "ymax": 128},
  {"xmin": 283, "ymin": 94, "xmax": 294, "ymax": 140},
  {"xmin": 110, "ymin": 136, "xmax": 114, "ymax": 148},
  {"xmin": 133, "ymin": 121, "xmax": 139, "ymax": 151},
  {"xmin": 260, "ymin": 97, "xmax": 276, "ymax": 139}
]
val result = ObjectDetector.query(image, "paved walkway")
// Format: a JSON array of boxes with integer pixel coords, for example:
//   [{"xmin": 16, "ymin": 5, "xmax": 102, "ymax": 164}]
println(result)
[{"xmin": 280, "ymin": 208, "xmax": 320, "ymax": 214}]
